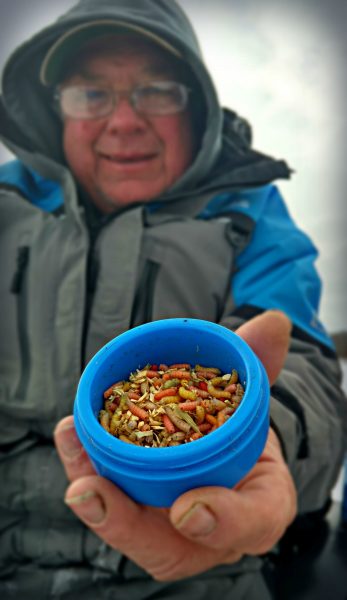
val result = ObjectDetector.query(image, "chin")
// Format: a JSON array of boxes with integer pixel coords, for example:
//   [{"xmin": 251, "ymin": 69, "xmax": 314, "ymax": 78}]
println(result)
[{"xmin": 97, "ymin": 185, "xmax": 164, "ymax": 211}]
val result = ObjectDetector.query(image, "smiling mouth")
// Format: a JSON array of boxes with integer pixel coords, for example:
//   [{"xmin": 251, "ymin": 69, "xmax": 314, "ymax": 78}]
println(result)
[{"xmin": 100, "ymin": 153, "xmax": 157, "ymax": 164}]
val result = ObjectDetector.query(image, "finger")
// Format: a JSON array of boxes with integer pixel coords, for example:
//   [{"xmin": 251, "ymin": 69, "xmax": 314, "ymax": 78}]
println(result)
[
  {"xmin": 54, "ymin": 416, "xmax": 96, "ymax": 481},
  {"xmin": 236, "ymin": 310, "xmax": 292, "ymax": 385},
  {"xmin": 64, "ymin": 475, "xmax": 223, "ymax": 581},
  {"xmin": 170, "ymin": 432, "xmax": 296, "ymax": 555},
  {"xmin": 171, "ymin": 480, "xmax": 293, "ymax": 557}
]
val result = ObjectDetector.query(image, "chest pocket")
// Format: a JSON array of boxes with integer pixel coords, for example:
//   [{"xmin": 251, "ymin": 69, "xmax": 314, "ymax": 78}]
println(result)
[
  {"xmin": 0, "ymin": 193, "xmax": 86, "ymax": 432},
  {"xmin": 131, "ymin": 214, "xmax": 249, "ymax": 326}
]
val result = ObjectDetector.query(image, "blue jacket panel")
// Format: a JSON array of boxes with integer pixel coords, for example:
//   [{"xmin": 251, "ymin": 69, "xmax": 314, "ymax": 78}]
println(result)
[
  {"xmin": 201, "ymin": 185, "xmax": 334, "ymax": 350},
  {"xmin": 0, "ymin": 159, "xmax": 63, "ymax": 212}
]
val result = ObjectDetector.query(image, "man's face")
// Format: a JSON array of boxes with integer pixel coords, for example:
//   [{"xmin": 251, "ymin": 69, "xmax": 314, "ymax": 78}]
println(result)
[{"xmin": 61, "ymin": 36, "xmax": 196, "ymax": 212}]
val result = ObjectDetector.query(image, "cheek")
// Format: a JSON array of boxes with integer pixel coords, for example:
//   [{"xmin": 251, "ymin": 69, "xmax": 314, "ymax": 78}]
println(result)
[
  {"xmin": 63, "ymin": 121, "xmax": 98, "ymax": 175},
  {"xmin": 159, "ymin": 115, "xmax": 195, "ymax": 180}
]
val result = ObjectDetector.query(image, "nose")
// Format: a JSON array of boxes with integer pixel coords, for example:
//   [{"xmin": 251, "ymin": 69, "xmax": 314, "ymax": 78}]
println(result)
[{"xmin": 103, "ymin": 97, "xmax": 147, "ymax": 134}]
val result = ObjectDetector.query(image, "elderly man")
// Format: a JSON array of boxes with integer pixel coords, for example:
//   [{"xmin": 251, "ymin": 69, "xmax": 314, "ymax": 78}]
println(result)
[{"xmin": 0, "ymin": 1, "xmax": 345, "ymax": 599}]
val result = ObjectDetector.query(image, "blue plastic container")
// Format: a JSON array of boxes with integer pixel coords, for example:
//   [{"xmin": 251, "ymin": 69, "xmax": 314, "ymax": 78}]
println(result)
[{"xmin": 74, "ymin": 318, "xmax": 270, "ymax": 507}]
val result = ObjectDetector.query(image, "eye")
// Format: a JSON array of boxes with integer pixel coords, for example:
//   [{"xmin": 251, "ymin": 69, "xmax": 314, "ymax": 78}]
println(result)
[
  {"xmin": 77, "ymin": 86, "xmax": 112, "ymax": 117},
  {"xmin": 135, "ymin": 82, "xmax": 186, "ymax": 114},
  {"xmin": 83, "ymin": 87, "xmax": 109, "ymax": 104},
  {"xmin": 57, "ymin": 85, "xmax": 112, "ymax": 119},
  {"xmin": 141, "ymin": 84, "xmax": 176, "ymax": 100}
]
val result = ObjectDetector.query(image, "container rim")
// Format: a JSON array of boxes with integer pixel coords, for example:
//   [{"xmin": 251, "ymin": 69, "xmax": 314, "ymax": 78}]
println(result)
[{"xmin": 75, "ymin": 318, "xmax": 268, "ymax": 467}]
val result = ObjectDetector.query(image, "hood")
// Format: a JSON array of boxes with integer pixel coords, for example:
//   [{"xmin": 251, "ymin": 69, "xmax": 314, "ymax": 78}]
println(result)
[{"xmin": 0, "ymin": 0, "xmax": 290, "ymax": 201}]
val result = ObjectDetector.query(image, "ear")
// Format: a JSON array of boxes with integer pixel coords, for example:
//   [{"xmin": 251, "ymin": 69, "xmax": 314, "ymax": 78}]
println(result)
[{"xmin": 235, "ymin": 310, "xmax": 292, "ymax": 386}]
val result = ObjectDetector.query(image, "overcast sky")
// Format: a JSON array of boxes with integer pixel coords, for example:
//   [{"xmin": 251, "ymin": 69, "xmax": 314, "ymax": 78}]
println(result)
[{"xmin": 1, "ymin": 0, "xmax": 346, "ymax": 332}]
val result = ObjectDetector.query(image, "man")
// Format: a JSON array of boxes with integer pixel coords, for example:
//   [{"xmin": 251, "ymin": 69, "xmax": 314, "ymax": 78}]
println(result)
[{"xmin": 0, "ymin": 1, "xmax": 345, "ymax": 599}]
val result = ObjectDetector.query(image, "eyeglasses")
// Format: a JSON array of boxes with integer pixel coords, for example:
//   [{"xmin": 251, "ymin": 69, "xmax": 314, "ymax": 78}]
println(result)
[{"xmin": 54, "ymin": 81, "xmax": 191, "ymax": 119}]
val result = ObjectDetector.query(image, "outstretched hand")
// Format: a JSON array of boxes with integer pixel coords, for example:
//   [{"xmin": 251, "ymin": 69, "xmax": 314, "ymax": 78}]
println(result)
[{"xmin": 54, "ymin": 310, "xmax": 297, "ymax": 581}]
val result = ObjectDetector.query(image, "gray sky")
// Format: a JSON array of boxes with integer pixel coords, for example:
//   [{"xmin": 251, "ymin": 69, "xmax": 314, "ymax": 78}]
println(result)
[{"xmin": 1, "ymin": 0, "xmax": 346, "ymax": 332}]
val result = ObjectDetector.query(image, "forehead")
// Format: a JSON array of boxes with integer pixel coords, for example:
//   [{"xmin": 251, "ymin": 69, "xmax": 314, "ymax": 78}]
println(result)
[{"xmin": 60, "ymin": 33, "xmax": 184, "ymax": 81}]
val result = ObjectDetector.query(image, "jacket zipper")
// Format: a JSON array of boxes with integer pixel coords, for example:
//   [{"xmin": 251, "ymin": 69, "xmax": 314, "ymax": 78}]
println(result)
[
  {"xmin": 80, "ymin": 235, "xmax": 99, "ymax": 370},
  {"xmin": 10, "ymin": 246, "xmax": 31, "ymax": 399},
  {"xmin": 130, "ymin": 259, "xmax": 160, "ymax": 327}
]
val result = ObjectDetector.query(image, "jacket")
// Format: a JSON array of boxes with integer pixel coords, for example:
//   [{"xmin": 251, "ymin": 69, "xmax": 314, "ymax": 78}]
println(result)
[{"xmin": 0, "ymin": 1, "xmax": 346, "ymax": 598}]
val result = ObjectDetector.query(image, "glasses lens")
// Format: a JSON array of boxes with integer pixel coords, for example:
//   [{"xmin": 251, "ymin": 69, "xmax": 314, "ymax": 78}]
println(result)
[
  {"xmin": 57, "ymin": 82, "xmax": 190, "ymax": 119},
  {"xmin": 135, "ymin": 82, "xmax": 189, "ymax": 115},
  {"xmin": 59, "ymin": 86, "xmax": 112, "ymax": 118}
]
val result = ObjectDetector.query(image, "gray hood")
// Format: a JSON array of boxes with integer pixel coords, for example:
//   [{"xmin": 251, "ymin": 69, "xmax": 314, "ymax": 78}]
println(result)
[
  {"xmin": 0, "ymin": 0, "xmax": 224, "ymax": 195},
  {"xmin": 0, "ymin": 0, "xmax": 290, "ymax": 201}
]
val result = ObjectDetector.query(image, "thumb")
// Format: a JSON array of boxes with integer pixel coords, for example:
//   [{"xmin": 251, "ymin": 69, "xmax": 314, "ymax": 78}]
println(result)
[{"xmin": 235, "ymin": 310, "xmax": 292, "ymax": 385}]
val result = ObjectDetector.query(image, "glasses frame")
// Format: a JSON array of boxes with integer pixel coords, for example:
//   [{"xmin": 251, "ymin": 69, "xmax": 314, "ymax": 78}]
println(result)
[{"xmin": 53, "ymin": 80, "xmax": 191, "ymax": 120}]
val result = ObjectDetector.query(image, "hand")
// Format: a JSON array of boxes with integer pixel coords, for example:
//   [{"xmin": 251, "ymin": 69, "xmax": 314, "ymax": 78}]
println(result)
[{"xmin": 54, "ymin": 310, "xmax": 297, "ymax": 581}]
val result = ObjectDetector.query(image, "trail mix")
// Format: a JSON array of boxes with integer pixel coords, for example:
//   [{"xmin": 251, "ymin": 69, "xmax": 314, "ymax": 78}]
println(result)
[{"xmin": 99, "ymin": 363, "xmax": 245, "ymax": 447}]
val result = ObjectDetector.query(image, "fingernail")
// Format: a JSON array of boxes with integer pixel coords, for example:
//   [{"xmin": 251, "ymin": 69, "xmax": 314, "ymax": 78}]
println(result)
[
  {"xmin": 174, "ymin": 502, "xmax": 216, "ymax": 537},
  {"xmin": 65, "ymin": 490, "xmax": 106, "ymax": 524},
  {"xmin": 55, "ymin": 423, "xmax": 82, "ymax": 459}
]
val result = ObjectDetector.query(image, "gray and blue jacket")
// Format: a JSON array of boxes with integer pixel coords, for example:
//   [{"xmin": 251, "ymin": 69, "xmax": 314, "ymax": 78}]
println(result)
[{"xmin": 0, "ymin": 1, "xmax": 346, "ymax": 598}]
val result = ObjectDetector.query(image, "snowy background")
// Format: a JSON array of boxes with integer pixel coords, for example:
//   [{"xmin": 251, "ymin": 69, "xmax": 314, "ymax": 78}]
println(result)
[{"xmin": 1, "ymin": 0, "xmax": 346, "ymax": 334}]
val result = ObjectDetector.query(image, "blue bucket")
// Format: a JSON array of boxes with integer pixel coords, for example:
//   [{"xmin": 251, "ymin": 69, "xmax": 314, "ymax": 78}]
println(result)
[{"xmin": 74, "ymin": 318, "xmax": 270, "ymax": 507}]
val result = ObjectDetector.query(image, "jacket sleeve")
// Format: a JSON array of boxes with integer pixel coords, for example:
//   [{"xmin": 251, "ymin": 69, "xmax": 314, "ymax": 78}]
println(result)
[{"xmin": 219, "ymin": 184, "xmax": 347, "ymax": 514}]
